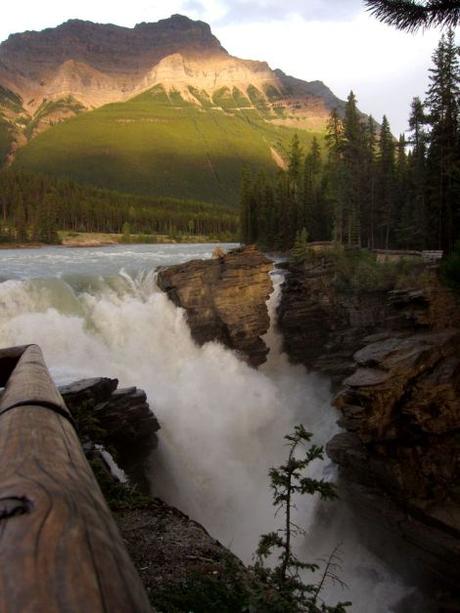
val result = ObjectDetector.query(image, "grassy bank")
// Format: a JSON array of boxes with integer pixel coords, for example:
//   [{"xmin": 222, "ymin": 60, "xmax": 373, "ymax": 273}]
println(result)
[{"xmin": 0, "ymin": 231, "xmax": 237, "ymax": 248}]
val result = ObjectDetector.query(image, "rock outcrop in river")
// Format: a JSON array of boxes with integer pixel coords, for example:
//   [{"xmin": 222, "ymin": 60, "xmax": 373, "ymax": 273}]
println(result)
[
  {"xmin": 60, "ymin": 377, "xmax": 160, "ymax": 488},
  {"xmin": 64, "ymin": 376, "xmax": 271, "ymax": 611},
  {"xmin": 157, "ymin": 245, "xmax": 273, "ymax": 367},
  {"xmin": 278, "ymin": 257, "xmax": 460, "ymax": 584}
]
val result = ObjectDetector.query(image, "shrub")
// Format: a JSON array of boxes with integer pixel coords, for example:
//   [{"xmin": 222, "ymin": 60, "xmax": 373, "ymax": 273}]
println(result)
[{"xmin": 441, "ymin": 241, "xmax": 460, "ymax": 291}]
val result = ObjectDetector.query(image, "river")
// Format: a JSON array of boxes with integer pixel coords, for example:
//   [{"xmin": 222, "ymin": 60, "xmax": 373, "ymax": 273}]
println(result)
[{"xmin": 0, "ymin": 243, "xmax": 422, "ymax": 612}]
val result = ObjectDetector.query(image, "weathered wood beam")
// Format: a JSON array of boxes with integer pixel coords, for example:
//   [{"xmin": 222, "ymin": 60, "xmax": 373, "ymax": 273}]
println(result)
[{"xmin": 0, "ymin": 345, "xmax": 152, "ymax": 612}]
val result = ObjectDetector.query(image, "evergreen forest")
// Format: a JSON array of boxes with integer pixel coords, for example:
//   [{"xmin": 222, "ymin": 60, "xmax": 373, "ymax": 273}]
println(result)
[
  {"xmin": 0, "ymin": 171, "xmax": 239, "ymax": 244},
  {"xmin": 240, "ymin": 30, "xmax": 460, "ymax": 256}
]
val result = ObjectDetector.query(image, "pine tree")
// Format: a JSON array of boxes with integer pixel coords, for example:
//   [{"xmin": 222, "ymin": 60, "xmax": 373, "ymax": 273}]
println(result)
[
  {"xmin": 35, "ymin": 193, "xmax": 60, "ymax": 244},
  {"xmin": 364, "ymin": 116, "xmax": 378, "ymax": 248},
  {"xmin": 14, "ymin": 193, "xmax": 28, "ymax": 243},
  {"xmin": 122, "ymin": 221, "xmax": 131, "ymax": 243},
  {"xmin": 291, "ymin": 228, "xmax": 309, "ymax": 264},
  {"xmin": 253, "ymin": 425, "xmax": 350, "ymax": 612},
  {"xmin": 325, "ymin": 109, "xmax": 345, "ymax": 244},
  {"xmin": 365, "ymin": 0, "xmax": 460, "ymax": 32},
  {"xmin": 303, "ymin": 137, "xmax": 322, "ymax": 239},
  {"xmin": 425, "ymin": 29, "xmax": 460, "ymax": 253},
  {"xmin": 287, "ymin": 135, "xmax": 304, "ymax": 241},
  {"xmin": 344, "ymin": 92, "xmax": 368, "ymax": 246},
  {"xmin": 239, "ymin": 168, "xmax": 253, "ymax": 244},
  {"xmin": 288, "ymin": 134, "xmax": 303, "ymax": 184},
  {"xmin": 376, "ymin": 116, "xmax": 396, "ymax": 249}
]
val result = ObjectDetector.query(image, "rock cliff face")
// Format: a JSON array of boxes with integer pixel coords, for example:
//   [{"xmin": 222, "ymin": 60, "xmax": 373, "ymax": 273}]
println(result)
[
  {"xmin": 63, "ymin": 377, "xmax": 262, "ymax": 611},
  {"xmin": 279, "ymin": 259, "xmax": 460, "ymax": 582},
  {"xmin": 0, "ymin": 15, "xmax": 344, "ymax": 117},
  {"xmin": 277, "ymin": 257, "xmax": 390, "ymax": 381},
  {"xmin": 157, "ymin": 246, "xmax": 273, "ymax": 367},
  {"xmin": 60, "ymin": 377, "xmax": 160, "ymax": 488}
]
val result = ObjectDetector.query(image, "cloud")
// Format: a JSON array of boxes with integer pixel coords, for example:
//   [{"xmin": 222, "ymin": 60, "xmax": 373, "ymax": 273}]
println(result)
[
  {"xmin": 214, "ymin": 12, "xmax": 441, "ymax": 134},
  {"xmin": 183, "ymin": 0, "xmax": 363, "ymax": 24}
]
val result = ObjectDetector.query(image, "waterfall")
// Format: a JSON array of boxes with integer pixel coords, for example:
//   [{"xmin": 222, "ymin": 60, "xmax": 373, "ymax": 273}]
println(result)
[{"xmin": 0, "ymin": 248, "xmax": 421, "ymax": 611}]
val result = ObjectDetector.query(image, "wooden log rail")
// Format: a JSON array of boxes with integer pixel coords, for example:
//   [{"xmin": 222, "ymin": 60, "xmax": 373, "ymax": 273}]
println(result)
[{"xmin": 0, "ymin": 345, "xmax": 152, "ymax": 612}]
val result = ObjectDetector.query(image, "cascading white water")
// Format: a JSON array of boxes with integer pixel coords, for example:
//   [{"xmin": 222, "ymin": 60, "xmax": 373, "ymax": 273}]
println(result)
[{"xmin": 0, "ymin": 245, "xmax": 421, "ymax": 612}]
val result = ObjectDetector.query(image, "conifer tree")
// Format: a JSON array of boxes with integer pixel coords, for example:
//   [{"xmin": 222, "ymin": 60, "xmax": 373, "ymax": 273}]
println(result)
[
  {"xmin": 365, "ymin": 0, "xmax": 460, "ymax": 32},
  {"xmin": 364, "ymin": 116, "xmax": 378, "ymax": 248},
  {"xmin": 253, "ymin": 425, "xmax": 350, "ymax": 612},
  {"xmin": 291, "ymin": 227, "xmax": 310, "ymax": 264},
  {"xmin": 342, "ymin": 91, "xmax": 367, "ymax": 247},
  {"xmin": 397, "ymin": 99, "xmax": 428, "ymax": 248},
  {"xmin": 303, "ymin": 137, "xmax": 322, "ymax": 238},
  {"xmin": 425, "ymin": 29, "xmax": 460, "ymax": 253},
  {"xmin": 325, "ymin": 109, "xmax": 345, "ymax": 244},
  {"xmin": 377, "ymin": 115, "xmax": 396, "ymax": 249},
  {"xmin": 240, "ymin": 168, "xmax": 253, "ymax": 244},
  {"xmin": 14, "ymin": 193, "xmax": 28, "ymax": 243}
]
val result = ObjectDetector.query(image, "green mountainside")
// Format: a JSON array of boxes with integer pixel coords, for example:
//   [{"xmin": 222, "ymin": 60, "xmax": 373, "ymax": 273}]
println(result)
[
  {"xmin": 11, "ymin": 86, "xmax": 322, "ymax": 206},
  {"xmin": 0, "ymin": 15, "xmax": 344, "ymax": 208}
]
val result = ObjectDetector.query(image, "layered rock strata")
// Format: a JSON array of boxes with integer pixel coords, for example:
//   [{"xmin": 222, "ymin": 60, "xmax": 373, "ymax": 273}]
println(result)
[
  {"xmin": 279, "ymin": 259, "xmax": 460, "ymax": 584},
  {"xmin": 60, "ymin": 377, "xmax": 159, "ymax": 487},
  {"xmin": 0, "ymin": 15, "xmax": 344, "ymax": 124},
  {"xmin": 63, "ymin": 377, "xmax": 262, "ymax": 611},
  {"xmin": 157, "ymin": 246, "xmax": 273, "ymax": 367}
]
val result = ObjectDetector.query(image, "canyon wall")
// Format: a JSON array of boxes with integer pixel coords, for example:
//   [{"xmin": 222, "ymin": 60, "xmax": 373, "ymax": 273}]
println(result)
[
  {"xmin": 278, "ymin": 256, "xmax": 460, "ymax": 583},
  {"xmin": 157, "ymin": 246, "xmax": 273, "ymax": 367}
]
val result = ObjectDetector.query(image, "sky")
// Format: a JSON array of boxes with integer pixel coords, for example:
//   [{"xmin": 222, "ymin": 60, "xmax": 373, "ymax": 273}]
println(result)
[{"xmin": 0, "ymin": 0, "xmax": 447, "ymax": 134}]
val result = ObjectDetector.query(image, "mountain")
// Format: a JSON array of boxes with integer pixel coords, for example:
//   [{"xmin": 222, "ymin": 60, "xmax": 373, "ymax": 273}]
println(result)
[{"xmin": 0, "ymin": 15, "xmax": 346, "ymax": 205}]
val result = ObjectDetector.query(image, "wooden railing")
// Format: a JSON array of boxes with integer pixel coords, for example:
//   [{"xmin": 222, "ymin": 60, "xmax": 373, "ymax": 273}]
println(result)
[{"xmin": 0, "ymin": 345, "xmax": 151, "ymax": 612}]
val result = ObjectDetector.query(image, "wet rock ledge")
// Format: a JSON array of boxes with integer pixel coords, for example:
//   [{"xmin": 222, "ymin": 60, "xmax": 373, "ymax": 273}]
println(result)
[
  {"xmin": 157, "ymin": 245, "xmax": 273, "ymax": 367},
  {"xmin": 278, "ymin": 257, "xmax": 460, "ymax": 585},
  {"xmin": 62, "ymin": 378, "xmax": 261, "ymax": 612}
]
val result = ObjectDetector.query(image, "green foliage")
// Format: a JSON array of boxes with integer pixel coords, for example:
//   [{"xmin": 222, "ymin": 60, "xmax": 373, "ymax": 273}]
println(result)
[
  {"xmin": 441, "ymin": 240, "xmax": 460, "ymax": 291},
  {"xmin": 291, "ymin": 228, "xmax": 310, "ymax": 264},
  {"xmin": 0, "ymin": 170, "xmax": 239, "ymax": 242},
  {"xmin": 240, "ymin": 135, "xmax": 328, "ymax": 250},
  {"xmin": 330, "ymin": 249, "xmax": 417, "ymax": 292},
  {"xmin": 252, "ymin": 425, "xmax": 350, "ymax": 613},
  {"xmin": 0, "ymin": 117, "xmax": 13, "ymax": 163},
  {"xmin": 153, "ymin": 557, "xmax": 253, "ymax": 613},
  {"xmin": 11, "ymin": 85, "xmax": 316, "ymax": 207},
  {"xmin": 89, "ymin": 455, "xmax": 151, "ymax": 511},
  {"xmin": 188, "ymin": 86, "xmax": 213, "ymax": 107},
  {"xmin": 0, "ymin": 85, "xmax": 25, "ymax": 114},
  {"xmin": 241, "ymin": 30, "xmax": 460, "ymax": 256},
  {"xmin": 24, "ymin": 96, "xmax": 85, "ymax": 140},
  {"xmin": 247, "ymin": 85, "xmax": 270, "ymax": 113},
  {"xmin": 425, "ymin": 29, "xmax": 460, "ymax": 254},
  {"xmin": 365, "ymin": 0, "xmax": 460, "ymax": 32},
  {"xmin": 121, "ymin": 221, "xmax": 131, "ymax": 243}
]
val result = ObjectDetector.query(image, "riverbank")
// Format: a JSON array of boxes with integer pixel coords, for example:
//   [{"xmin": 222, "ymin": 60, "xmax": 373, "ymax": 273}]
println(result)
[{"xmin": 0, "ymin": 231, "xmax": 237, "ymax": 249}]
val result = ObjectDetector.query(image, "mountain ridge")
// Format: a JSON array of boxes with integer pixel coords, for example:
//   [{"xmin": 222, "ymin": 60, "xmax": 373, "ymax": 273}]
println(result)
[
  {"xmin": 0, "ymin": 15, "xmax": 344, "ymax": 118},
  {"xmin": 0, "ymin": 15, "xmax": 346, "ymax": 205}
]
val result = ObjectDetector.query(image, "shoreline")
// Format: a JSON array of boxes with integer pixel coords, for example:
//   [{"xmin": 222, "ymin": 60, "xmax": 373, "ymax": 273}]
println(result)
[{"xmin": 0, "ymin": 237, "xmax": 236, "ymax": 250}]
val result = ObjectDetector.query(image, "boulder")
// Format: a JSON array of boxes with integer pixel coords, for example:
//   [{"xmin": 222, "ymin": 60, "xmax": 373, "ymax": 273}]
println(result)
[
  {"xmin": 60, "ymin": 377, "xmax": 160, "ymax": 489},
  {"xmin": 157, "ymin": 245, "xmax": 273, "ymax": 367}
]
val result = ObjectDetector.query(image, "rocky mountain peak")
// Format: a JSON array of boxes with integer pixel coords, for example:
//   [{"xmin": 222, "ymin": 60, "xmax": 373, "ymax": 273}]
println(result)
[{"xmin": 0, "ymin": 15, "xmax": 346, "ymax": 162}]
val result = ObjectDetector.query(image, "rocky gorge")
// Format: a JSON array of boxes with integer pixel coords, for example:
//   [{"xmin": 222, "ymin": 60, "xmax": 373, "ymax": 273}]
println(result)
[
  {"xmin": 60, "ymin": 377, "xmax": 264, "ymax": 612},
  {"xmin": 55, "ymin": 245, "xmax": 459, "ymax": 608},
  {"xmin": 277, "ymin": 253, "xmax": 460, "ymax": 592},
  {"xmin": 156, "ymin": 246, "xmax": 460, "ymax": 597}
]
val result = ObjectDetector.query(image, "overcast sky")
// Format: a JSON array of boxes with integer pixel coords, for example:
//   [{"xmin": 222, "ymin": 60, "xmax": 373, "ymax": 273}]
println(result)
[{"xmin": 0, "ymin": 0, "xmax": 447, "ymax": 134}]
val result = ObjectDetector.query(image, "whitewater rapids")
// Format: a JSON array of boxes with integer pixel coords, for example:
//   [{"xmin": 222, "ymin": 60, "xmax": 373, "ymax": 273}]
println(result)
[{"xmin": 0, "ymin": 244, "xmax": 420, "ymax": 611}]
